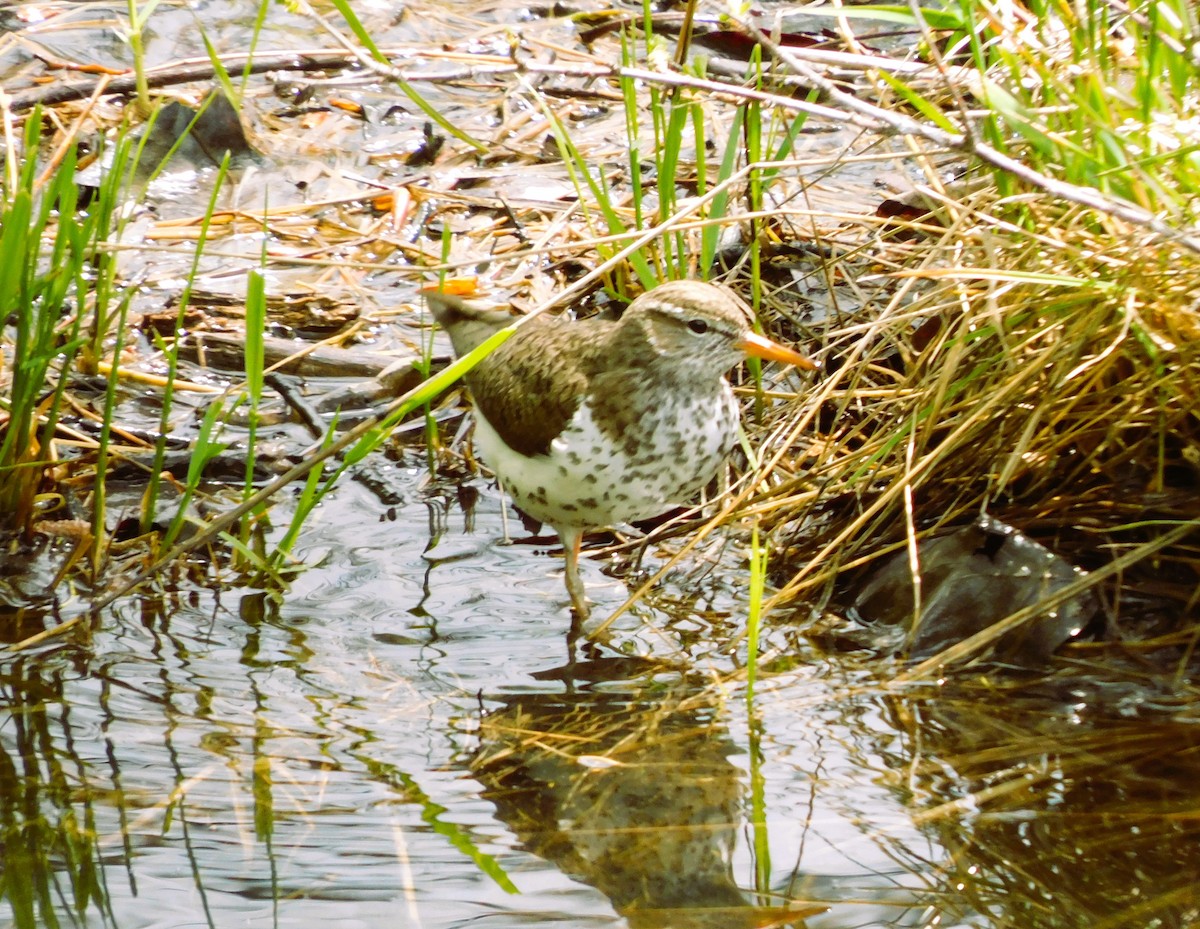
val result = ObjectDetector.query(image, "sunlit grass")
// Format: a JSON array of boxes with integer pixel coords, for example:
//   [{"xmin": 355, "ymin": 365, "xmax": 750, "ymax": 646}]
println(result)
[
  {"xmin": 0, "ymin": 114, "xmax": 138, "ymax": 541},
  {"xmin": 913, "ymin": 0, "xmax": 1200, "ymax": 216}
]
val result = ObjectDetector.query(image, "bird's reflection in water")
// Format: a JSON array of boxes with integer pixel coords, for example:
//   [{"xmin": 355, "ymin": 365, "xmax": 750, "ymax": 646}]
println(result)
[{"xmin": 470, "ymin": 657, "xmax": 815, "ymax": 929}]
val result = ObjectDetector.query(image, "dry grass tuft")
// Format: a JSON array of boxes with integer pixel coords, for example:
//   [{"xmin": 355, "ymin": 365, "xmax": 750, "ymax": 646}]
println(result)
[{"xmin": 749, "ymin": 190, "xmax": 1200, "ymax": 656}]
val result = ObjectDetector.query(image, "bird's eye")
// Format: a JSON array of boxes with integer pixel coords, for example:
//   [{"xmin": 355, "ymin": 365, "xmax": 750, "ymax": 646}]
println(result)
[{"xmin": 687, "ymin": 318, "xmax": 709, "ymax": 334}]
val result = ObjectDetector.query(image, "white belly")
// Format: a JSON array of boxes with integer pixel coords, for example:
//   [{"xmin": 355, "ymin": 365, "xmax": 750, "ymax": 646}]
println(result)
[{"xmin": 472, "ymin": 390, "xmax": 738, "ymax": 531}]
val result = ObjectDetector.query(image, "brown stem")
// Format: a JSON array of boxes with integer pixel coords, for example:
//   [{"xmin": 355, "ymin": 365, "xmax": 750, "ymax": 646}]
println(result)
[{"xmin": 8, "ymin": 50, "xmax": 361, "ymax": 112}]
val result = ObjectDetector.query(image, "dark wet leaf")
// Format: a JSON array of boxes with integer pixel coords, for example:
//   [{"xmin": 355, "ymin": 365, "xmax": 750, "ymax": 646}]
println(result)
[{"xmin": 140, "ymin": 91, "xmax": 259, "ymax": 170}]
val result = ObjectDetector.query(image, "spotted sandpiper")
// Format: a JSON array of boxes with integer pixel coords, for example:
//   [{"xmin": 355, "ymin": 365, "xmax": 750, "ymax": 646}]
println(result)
[{"xmin": 426, "ymin": 279, "xmax": 816, "ymax": 620}]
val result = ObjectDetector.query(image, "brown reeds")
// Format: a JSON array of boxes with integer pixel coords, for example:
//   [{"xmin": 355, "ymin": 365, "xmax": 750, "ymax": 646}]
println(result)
[{"xmin": 749, "ymin": 190, "xmax": 1200, "ymax": 662}]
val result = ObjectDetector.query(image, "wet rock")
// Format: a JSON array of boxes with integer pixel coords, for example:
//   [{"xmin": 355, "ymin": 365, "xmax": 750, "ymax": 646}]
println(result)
[
  {"xmin": 851, "ymin": 516, "xmax": 1098, "ymax": 663},
  {"xmin": 142, "ymin": 91, "xmax": 259, "ymax": 169}
]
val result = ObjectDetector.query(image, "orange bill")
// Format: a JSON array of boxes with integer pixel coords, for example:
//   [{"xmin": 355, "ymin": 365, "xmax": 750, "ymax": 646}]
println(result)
[
  {"xmin": 419, "ymin": 278, "xmax": 479, "ymax": 298},
  {"xmin": 737, "ymin": 330, "xmax": 819, "ymax": 370}
]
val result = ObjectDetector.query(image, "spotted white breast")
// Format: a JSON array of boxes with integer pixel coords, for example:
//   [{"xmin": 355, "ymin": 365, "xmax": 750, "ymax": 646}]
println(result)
[{"xmin": 472, "ymin": 382, "xmax": 739, "ymax": 531}]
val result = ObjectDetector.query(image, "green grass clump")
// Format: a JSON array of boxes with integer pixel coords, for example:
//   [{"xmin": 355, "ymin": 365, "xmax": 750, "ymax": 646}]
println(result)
[
  {"xmin": 945, "ymin": 0, "xmax": 1199, "ymax": 215},
  {"xmin": 0, "ymin": 114, "xmax": 137, "ymax": 537}
]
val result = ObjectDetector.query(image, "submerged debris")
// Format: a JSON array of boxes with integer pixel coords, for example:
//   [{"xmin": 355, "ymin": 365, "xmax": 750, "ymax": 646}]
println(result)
[{"xmin": 851, "ymin": 516, "xmax": 1097, "ymax": 663}]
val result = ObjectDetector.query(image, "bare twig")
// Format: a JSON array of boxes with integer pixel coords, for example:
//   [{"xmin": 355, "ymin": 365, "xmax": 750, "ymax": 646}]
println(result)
[{"xmin": 740, "ymin": 18, "xmax": 1200, "ymax": 255}]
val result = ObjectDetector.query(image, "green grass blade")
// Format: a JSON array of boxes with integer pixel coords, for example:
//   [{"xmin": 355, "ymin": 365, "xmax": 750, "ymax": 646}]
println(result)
[
  {"xmin": 143, "ymin": 153, "xmax": 231, "ymax": 532},
  {"xmin": 326, "ymin": 0, "xmax": 484, "ymax": 151},
  {"xmin": 789, "ymin": 4, "xmax": 964, "ymax": 28},
  {"xmin": 540, "ymin": 103, "xmax": 657, "ymax": 288},
  {"xmin": 700, "ymin": 104, "xmax": 744, "ymax": 274}
]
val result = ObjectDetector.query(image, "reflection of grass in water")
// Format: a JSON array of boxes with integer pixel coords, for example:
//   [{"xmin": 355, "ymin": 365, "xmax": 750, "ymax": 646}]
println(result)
[
  {"xmin": 880, "ymin": 675, "xmax": 1200, "ymax": 928},
  {"xmin": 0, "ymin": 664, "xmax": 114, "ymax": 929},
  {"xmin": 0, "ymin": 590, "xmax": 524, "ymax": 927},
  {"xmin": 355, "ymin": 757, "xmax": 519, "ymax": 895},
  {"xmin": 745, "ymin": 523, "xmax": 772, "ymax": 903}
]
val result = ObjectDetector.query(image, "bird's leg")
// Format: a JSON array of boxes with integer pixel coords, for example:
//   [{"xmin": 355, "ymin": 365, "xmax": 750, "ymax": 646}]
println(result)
[{"xmin": 558, "ymin": 526, "xmax": 590, "ymax": 620}]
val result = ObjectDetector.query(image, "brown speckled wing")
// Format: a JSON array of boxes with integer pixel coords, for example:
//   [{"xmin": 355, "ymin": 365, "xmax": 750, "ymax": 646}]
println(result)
[
  {"xmin": 426, "ymin": 291, "xmax": 599, "ymax": 459},
  {"xmin": 467, "ymin": 318, "xmax": 594, "ymax": 458}
]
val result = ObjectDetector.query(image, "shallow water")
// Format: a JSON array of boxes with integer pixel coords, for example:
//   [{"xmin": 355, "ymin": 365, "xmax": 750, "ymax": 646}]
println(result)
[
  {"xmin": 1, "ymin": 475, "xmax": 914, "ymax": 928},
  {"xmin": 6, "ymin": 470, "xmax": 1200, "ymax": 929}
]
